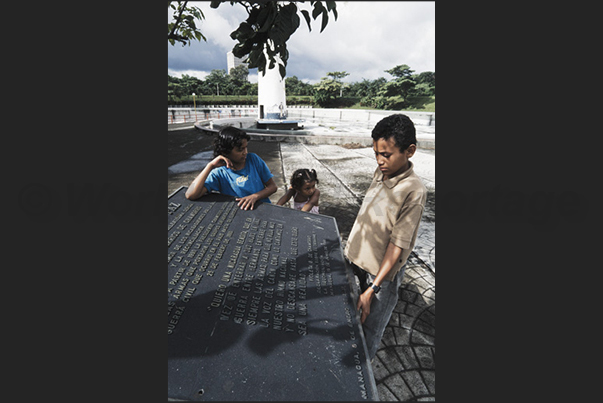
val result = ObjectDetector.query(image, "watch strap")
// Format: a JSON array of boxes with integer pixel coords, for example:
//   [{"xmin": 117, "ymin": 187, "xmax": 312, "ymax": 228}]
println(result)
[{"xmin": 369, "ymin": 282, "xmax": 381, "ymax": 294}]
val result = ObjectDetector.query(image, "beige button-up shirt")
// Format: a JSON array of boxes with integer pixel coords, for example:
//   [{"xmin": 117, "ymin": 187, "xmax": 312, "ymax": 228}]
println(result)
[{"xmin": 345, "ymin": 161, "xmax": 427, "ymax": 281}]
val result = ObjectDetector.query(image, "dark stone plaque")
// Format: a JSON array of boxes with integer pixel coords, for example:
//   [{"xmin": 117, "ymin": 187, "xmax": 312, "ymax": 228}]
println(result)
[{"xmin": 168, "ymin": 187, "xmax": 378, "ymax": 401}]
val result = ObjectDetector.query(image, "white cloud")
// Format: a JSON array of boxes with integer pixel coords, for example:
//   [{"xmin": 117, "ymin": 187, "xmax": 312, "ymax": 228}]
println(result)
[
  {"xmin": 168, "ymin": 69, "xmax": 211, "ymax": 80},
  {"xmin": 197, "ymin": 4, "xmax": 248, "ymax": 52},
  {"xmin": 286, "ymin": 1, "xmax": 435, "ymax": 81}
]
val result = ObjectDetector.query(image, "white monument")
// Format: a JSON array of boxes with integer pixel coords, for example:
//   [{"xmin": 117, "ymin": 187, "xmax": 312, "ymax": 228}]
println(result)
[
  {"xmin": 257, "ymin": 53, "xmax": 287, "ymax": 120},
  {"xmin": 256, "ymin": 48, "xmax": 299, "ymax": 130}
]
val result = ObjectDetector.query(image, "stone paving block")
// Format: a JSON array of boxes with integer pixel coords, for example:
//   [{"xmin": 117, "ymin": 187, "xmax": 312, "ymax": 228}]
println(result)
[
  {"xmin": 426, "ymin": 283, "xmax": 436, "ymax": 296},
  {"xmin": 393, "ymin": 326, "xmax": 410, "ymax": 346},
  {"xmin": 384, "ymin": 374, "xmax": 414, "ymax": 401},
  {"xmin": 414, "ymin": 315, "xmax": 436, "ymax": 337},
  {"xmin": 388, "ymin": 311, "xmax": 400, "ymax": 327},
  {"xmin": 412, "ymin": 293, "xmax": 432, "ymax": 309},
  {"xmin": 393, "ymin": 300, "xmax": 406, "ymax": 314},
  {"xmin": 421, "ymin": 308, "xmax": 435, "ymax": 327},
  {"xmin": 401, "ymin": 370, "xmax": 430, "ymax": 397},
  {"xmin": 400, "ymin": 288, "xmax": 418, "ymax": 304},
  {"xmin": 413, "ymin": 346, "xmax": 435, "ymax": 369},
  {"xmin": 381, "ymin": 326, "xmax": 396, "ymax": 347},
  {"xmin": 398, "ymin": 313, "xmax": 415, "ymax": 330},
  {"xmin": 421, "ymin": 289, "xmax": 436, "ymax": 303},
  {"xmin": 395, "ymin": 346, "xmax": 420, "ymax": 370},
  {"xmin": 428, "ymin": 247, "xmax": 436, "ymax": 269},
  {"xmin": 411, "ymin": 277, "xmax": 432, "ymax": 293},
  {"xmin": 372, "ymin": 355, "xmax": 391, "ymax": 382},
  {"xmin": 410, "ymin": 330, "xmax": 435, "ymax": 346},
  {"xmin": 421, "ymin": 370, "xmax": 436, "ymax": 395},
  {"xmin": 376, "ymin": 384, "xmax": 399, "ymax": 402},
  {"xmin": 405, "ymin": 302, "xmax": 423, "ymax": 317},
  {"xmin": 377, "ymin": 347, "xmax": 405, "ymax": 374},
  {"xmin": 418, "ymin": 273, "xmax": 435, "ymax": 287}
]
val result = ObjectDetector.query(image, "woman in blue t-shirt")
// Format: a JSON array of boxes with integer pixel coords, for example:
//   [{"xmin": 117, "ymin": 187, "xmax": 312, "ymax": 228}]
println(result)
[{"xmin": 185, "ymin": 126, "xmax": 277, "ymax": 210}]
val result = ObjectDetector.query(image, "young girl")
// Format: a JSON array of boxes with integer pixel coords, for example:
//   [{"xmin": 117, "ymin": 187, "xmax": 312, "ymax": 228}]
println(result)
[
  {"xmin": 185, "ymin": 126, "xmax": 277, "ymax": 210},
  {"xmin": 276, "ymin": 169, "xmax": 320, "ymax": 214}
]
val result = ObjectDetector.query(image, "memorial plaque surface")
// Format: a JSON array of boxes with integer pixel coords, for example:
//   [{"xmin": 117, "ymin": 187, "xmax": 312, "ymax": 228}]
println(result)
[{"xmin": 168, "ymin": 187, "xmax": 378, "ymax": 401}]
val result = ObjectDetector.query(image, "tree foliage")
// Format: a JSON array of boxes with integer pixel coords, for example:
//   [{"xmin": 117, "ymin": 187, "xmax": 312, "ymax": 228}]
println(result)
[
  {"xmin": 168, "ymin": 63, "xmax": 435, "ymax": 110},
  {"xmin": 214, "ymin": 1, "xmax": 337, "ymax": 78},
  {"xmin": 168, "ymin": 1, "xmax": 337, "ymax": 78},
  {"xmin": 285, "ymin": 76, "xmax": 314, "ymax": 96},
  {"xmin": 357, "ymin": 64, "xmax": 435, "ymax": 109},
  {"xmin": 313, "ymin": 77, "xmax": 340, "ymax": 107},
  {"xmin": 326, "ymin": 71, "xmax": 349, "ymax": 97},
  {"xmin": 168, "ymin": 70, "xmax": 257, "ymax": 100},
  {"xmin": 167, "ymin": 1, "xmax": 206, "ymax": 46}
]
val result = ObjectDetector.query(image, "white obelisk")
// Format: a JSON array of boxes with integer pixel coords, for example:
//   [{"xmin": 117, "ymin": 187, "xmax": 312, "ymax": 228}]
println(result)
[{"xmin": 257, "ymin": 50, "xmax": 287, "ymax": 120}]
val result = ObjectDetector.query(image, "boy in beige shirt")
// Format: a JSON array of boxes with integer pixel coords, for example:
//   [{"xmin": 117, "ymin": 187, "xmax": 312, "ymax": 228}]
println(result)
[{"xmin": 344, "ymin": 114, "xmax": 427, "ymax": 360}]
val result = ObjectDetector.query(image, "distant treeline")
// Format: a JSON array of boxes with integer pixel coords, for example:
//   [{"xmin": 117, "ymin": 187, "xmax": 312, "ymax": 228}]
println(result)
[{"xmin": 168, "ymin": 63, "xmax": 435, "ymax": 110}]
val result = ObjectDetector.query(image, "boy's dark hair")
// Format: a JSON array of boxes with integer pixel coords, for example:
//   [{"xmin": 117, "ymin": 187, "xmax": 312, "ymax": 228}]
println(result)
[
  {"xmin": 290, "ymin": 168, "xmax": 319, "ymax": 190},
  {"xmin": 214, "ymin": 126, "xmax": 251, "ymax": 157},
  {"xmin": 371, "ymin": 114, "xmax": 416, "ymax": 151}
]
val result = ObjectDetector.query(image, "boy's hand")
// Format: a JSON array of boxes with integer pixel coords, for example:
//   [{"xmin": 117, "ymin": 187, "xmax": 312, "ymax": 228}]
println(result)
[
  {"xmin": 356, "ymin": 288, "xmax": 375, "ymax": 324},
  {"xmin": 236, "ymin": 194, "xmax": 260, "ymax": 210}
]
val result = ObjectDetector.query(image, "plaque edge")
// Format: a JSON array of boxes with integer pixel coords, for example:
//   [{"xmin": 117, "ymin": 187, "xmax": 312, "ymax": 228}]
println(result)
[{"xmin": 168, "ymin": 185, "xmax": 187, "ymax": 200}]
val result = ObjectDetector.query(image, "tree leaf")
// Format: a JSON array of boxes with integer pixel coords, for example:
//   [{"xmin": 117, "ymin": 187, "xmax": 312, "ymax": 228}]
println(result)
[
  {"xmin": 257, "ymin": 52, "xmax": 267, "ymax": 76},
  {"xmin": 300, "ymin": 9, "xmax": 312, "ymax": 31},
  {"xmin": 258, "ymin": 3, "xmax": 277, "ymax": 33},
  {"xmin": 325, "ymin": 1, "xmax": 337, "ymax": 20},
  {"xmin": 290, "ymin": 6, "xmax": 300, "ymax": 32},
  {"xmin": 312, "ymin": 3, "xmax": 322, "ymax": 20},
  {"xmin": 231, "ymin": 22, "xmax": 254, "ymax": 41},
  {"xmin": 320, "ymin": 10, "xmax": 328, "ymax": 33},
  {"xmin": 268, "ymin": 3, "xmax": 297, "ymax": 45},
  {"xmin": 248, "ymin": 48, "xmax": 262, "ymax": 68}
]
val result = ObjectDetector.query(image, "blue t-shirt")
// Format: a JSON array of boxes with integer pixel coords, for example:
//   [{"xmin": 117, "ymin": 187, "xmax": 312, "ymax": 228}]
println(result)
[{"xmin": 204, "ymin": 153, "xmax": 274, "ymax": 203}]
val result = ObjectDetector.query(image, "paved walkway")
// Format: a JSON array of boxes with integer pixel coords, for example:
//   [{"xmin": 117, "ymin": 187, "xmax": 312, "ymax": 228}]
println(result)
[{"xmin": 168, "ymin": 127, "xmax": 435, "ymax": 401}]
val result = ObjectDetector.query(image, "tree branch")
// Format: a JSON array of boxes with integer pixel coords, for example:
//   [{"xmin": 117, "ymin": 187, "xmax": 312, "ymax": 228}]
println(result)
[{"xmin": 168, "ymin": 1, "xmax": 189, "ymax": 41}]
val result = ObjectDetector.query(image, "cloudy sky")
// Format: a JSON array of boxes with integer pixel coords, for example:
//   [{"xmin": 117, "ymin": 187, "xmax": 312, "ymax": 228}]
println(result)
[{"xmin": 168, "ymin": 1, "xmax": 435, "ymax": 84}]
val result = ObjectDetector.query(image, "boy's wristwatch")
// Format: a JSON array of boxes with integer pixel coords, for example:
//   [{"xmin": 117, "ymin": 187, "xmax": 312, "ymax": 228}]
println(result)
[{"xmin": 368, "ymin": 282, "xmax": 381, "ymax": 294}]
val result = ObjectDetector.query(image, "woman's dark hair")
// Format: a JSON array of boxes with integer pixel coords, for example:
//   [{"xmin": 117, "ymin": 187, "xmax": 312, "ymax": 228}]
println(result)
[
  {"xmin": 371, "ymin": 114, "xmax": 417, "ymax": 151},
  {"xmin": 290, "ymin": 168, "xmax": 319, "ymax": 190},
  {"xmin": 213, "ymin": 126, "xmax": 251, "ymax": 157}
]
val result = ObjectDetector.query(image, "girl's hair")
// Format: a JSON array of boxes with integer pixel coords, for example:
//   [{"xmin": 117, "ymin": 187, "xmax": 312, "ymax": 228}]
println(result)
[
  {"xmin": 213, "ymin": 126, "xmax": 251, "ymax": 158},
  {"xmin": 290, "ymin": 168, "xmax": 319, "ymax": 190}
]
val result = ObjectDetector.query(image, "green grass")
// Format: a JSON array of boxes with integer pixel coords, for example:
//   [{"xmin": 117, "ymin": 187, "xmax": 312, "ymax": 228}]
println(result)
[
  {"xmin": 406, "ymin": 95, "xmax": 435, "ymax": 112},
  {"xmin": 342, "ymin": 95, "xmax": 435, "ymax": 112}
]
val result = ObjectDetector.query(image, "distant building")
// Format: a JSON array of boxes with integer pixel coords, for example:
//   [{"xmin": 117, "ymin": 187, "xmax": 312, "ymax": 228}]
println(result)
[{"xmin": 227, "ymin": 51, "xmax": 248, "ymax": 74}]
